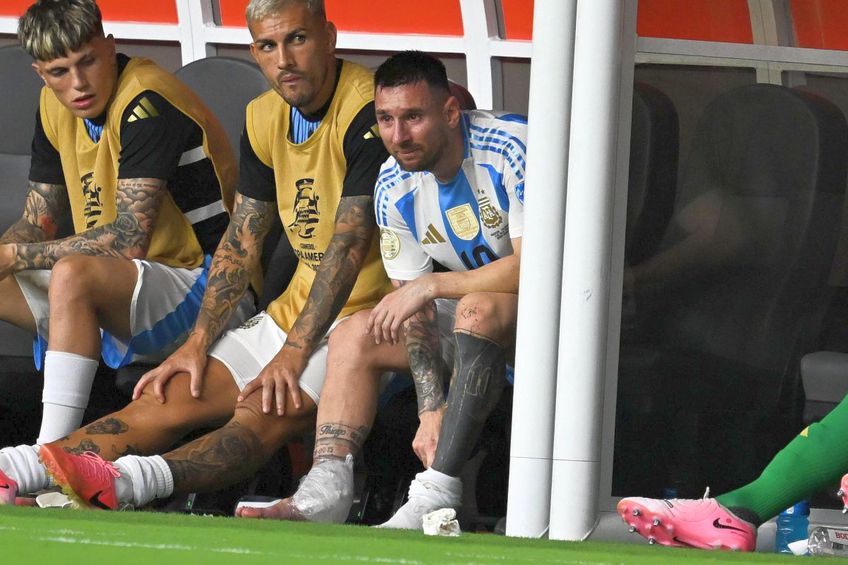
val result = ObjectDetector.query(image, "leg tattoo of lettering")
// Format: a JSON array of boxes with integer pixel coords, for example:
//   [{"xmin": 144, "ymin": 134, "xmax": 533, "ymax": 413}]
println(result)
[
  {"xmin": 314, "ymin": 423, "xmax": 370, "ymax": 461},
  {"xmin": 432, "ymin": 331, "xmax": 507, "ymax": 477}
]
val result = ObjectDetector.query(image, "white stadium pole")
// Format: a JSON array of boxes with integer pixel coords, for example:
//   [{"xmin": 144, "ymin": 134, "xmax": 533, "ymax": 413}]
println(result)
[
  {"xmin": 549, "ymin": 0, "xmax": 632, "ymax": 540},
  {"xmin": 506, "ymin": 0, "xmax": 578, "ymax": 539}
]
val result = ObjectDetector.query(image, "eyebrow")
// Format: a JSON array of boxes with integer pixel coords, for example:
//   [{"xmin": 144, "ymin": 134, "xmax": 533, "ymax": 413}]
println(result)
[{"xmin": 285, "ymin": 28, "xmax": 308, "ymax": 41}]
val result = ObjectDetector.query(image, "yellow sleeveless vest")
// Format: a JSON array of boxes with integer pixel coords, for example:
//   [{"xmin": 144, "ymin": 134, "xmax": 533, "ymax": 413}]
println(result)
[
  {"xmin": 39, "ymin": 57, "xmax": 237, "ymax": 268},
  {"xmin": 246, "ymin": 61, "xmax": 391, "ymax": 332}
]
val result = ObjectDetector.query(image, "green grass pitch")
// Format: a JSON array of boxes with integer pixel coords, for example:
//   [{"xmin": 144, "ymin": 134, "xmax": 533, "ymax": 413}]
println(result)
[{"xmin": 0, "ymin": 505, "xmax": 844, "ymax": 564}]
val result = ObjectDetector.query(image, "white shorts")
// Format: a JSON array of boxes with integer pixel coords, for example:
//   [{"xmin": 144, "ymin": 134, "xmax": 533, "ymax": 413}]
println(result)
[
  {"xmin": 208, "ymin": 311, "xmax": 342, "ymax": 404},
  {"xmin": 16, "ymin": 256, "xmax": 255, "ymax": 369},
  {"xmin": 207, "ymin": 302, "xmax": 445, "ymax": 404}
]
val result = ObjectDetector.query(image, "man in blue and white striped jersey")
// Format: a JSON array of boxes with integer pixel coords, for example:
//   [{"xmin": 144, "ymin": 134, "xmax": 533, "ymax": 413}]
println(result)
[{"xmin": 237, "ymin": 50, "xmax": 526, "ymax": 529}]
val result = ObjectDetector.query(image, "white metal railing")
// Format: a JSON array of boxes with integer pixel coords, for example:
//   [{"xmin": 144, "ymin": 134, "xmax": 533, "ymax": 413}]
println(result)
[{"xmin": 4, "ymin": 1, "xmax": 848, "ymax": 103}]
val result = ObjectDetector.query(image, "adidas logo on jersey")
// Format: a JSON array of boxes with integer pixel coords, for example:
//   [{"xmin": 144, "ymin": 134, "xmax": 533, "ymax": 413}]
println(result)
[
  {"xmin": 422, "ymin": 224, "xmax": 446, "ymax": 245},
  {"xmin": 127, "ymin": 96, "xmax": 160, "ymax": 122},
  {"xmin": 363, "ymin": 124, "xmax": 380, "ymax": 140}
]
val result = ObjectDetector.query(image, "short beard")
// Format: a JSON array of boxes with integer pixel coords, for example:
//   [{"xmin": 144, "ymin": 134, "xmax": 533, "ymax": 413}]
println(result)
[{"xmin": 281, "ymin": 89, "xmax": 313, "ymax": 111}]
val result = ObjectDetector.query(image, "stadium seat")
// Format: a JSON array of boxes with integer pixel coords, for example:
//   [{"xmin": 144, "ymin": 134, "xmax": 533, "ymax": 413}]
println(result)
[
  {"xmin": 174, "ymin": 56, "xmax": 268, "ymax": 154},
  {"xmin": 616, "ymin": 84, "xmax": 848, "ymax": 498},
  {"xmin": 0, "ymin": 45, "xmax": 45, "ymax": 357},
  {"xmin": 625, "ymin": 82, "xmax": 678, "ymax": 265}
]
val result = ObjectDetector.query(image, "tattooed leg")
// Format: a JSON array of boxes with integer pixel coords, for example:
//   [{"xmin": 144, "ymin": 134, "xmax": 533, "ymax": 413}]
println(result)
[
  {"xmin": 314, "ymin": 423, "xmax": 370, "ymax": 461},
  {"xmin": 432, "ymin": 331, "xmax": 507, "ymax": 476},
  {"xmin": 431, "ymin": 292, "xmax": 517, "ymax": 477},
  {"xmin": 163, "ymin": 391, "xmax": 315, "ymax": 493},
  {"xmin": 238, "ymin": 312, "xmax": 409, "ymax": 522},
  {"xmin": 309, "ymin": 311, "xmax": 410, "ymax": 459},
  {"xmin": 48, "ymin": 359, "xmax": 242, "ymax": 461}
]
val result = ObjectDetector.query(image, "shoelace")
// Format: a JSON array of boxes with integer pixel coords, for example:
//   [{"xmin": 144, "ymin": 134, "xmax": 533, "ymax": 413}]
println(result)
[{"xmin": 79, "ymin": 452, "xmax": 121, "ymax": 479}]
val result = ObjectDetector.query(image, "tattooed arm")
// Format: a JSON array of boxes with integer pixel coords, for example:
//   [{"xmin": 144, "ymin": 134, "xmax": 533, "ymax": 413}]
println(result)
[
  {"xmin": 193, "ymin": 193, "xmax": 276, "ymax": 345},
  {"xmin": 401, "ymin": 282, "xmax": 448, "ymax": 467},
  {"xmin": 238, "ymin": 194, "xmax": 377, "ymax": 415},
  {"xmin": 0, "ymin": 177, "xmax": 166, "ymax": 280},
  {"xmin": 133, "ymin": 192, "xmax": 276, "ymax": 402},
  {"xmin": 0, "ymin": 181, "xmax": 69, "ymax": 245},
  {"xmin": 402, "ymin": 286, "xmax": 446, "ymax": 414},
  {"xmin": 366, "ymin": 238, "xmax": 522, "ymax": 345}
]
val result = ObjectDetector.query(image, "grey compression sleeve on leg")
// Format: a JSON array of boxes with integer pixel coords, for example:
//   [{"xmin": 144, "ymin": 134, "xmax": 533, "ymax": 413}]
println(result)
[{"xmin": 432, "ymin": 332, "xmax": 507, "ymax": 477}]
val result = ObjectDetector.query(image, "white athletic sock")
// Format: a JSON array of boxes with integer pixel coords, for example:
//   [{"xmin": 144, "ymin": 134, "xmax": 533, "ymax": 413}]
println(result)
[
  {"xmin": 114, "ymin": 455, "xmax": 174, "ymax": 507},
  {"xmin": 38, "ymin": 351, "xmax": 99, "ymax": 444},
  {"xmin": 0, "ymin": 445, "xmax": 49, "ymax": 494},
  {"xmin": 378, "ymin": 468, "xmax": 462, "ymax": 530}
]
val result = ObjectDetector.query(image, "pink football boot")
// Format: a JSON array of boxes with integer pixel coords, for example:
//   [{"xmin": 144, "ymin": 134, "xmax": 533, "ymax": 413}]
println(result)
[
  {"xmin": 618, "ymin": 495, "xmax": 756, "ymax": 551},
  {"xmin": 0, "ymin": 467, "xmax": 18, "ymax": 505},
  {"xmin": 837, "ymin": 474, "xmax": 848, "ymax": 513},
  {"xmin": 39, "ymin": 446, "xmax": 119, "ymax": 510}
]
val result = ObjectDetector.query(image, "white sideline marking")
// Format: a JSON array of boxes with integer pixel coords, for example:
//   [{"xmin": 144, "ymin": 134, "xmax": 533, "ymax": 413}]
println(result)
[
  {"xmin": 2, "ymin": 523, "xmax": 615, "ymax": 564},
  {"xmin": 445, "ymin": 552, "xmax": 618, "ymax": 565},
  {"xmin": 36, "ymin": 536, "xmax": 266, "ymax": 555}
]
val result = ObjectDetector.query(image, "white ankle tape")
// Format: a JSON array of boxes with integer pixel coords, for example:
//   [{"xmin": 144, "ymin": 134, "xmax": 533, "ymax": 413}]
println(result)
[{"xmin": 291, "ymin": 454, "xmax": 354, "ymax": 523}]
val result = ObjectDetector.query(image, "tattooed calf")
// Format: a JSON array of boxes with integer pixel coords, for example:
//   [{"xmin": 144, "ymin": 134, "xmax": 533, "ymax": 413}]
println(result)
[
  {"xmin": 84, "ymin": 418, "xmax": 129, "ymax": 435},
  {"xmin": 63, "ymin": 439, "xmax": 101, "ymax": 455}
]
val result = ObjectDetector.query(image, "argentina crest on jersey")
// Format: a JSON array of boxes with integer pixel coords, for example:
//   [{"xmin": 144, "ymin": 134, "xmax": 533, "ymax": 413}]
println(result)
[{"xmin": 445, "ymin": 203, "xmax": 479, "ymax": 240}]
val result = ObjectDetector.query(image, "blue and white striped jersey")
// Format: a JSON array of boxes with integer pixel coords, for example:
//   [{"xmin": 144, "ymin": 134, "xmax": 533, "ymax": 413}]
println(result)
[{"xmin": 374, "ymin": 110, "xmax": 527, "ymax": 280}]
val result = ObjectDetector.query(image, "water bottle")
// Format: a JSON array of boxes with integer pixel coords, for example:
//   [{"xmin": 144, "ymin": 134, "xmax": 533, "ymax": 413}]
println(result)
[
  {"xmin": 808, "ymin": 526, "xmax": 848, "ymax": 557},
  {"xmin": 775, "ymin": 501, "xmax": 810, "ymax": 554}
]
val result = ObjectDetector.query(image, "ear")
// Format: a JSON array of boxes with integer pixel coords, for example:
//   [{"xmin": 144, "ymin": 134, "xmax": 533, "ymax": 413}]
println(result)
[
  {"xmin": 104, "ymin": 34, "xmax": 116, "ymax": 55},
  {"xmin": 444, "ymin": 94, "xmax": 461, "ymax": 128},
  {"xmin": 325, "ymin": 21, "xmax": 337, "ymax": 53},
  {"xmin": 249, "ymin": 41, "xmax": 260, "ymax": 65},
  {"xmin": 32, "ymin": 62, "xmax": 48, "ymax": 84}
]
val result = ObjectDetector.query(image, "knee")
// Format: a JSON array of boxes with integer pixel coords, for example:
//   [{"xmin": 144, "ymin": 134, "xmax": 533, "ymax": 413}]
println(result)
[
  {"xmin": 48, "ymin": 256, "xmax": 99, "ymax": 303},
  {"xmin": 327, "ymin": 310, "xmax": 378, "ymax": 368},
  {"xmin": 454, "ymin": 293, "xmax": 509, "ymax": 342},
  {"xmin": 124, "ymin": 386, "xmax": 185, "ymax": 431},
  {"xmin": 232, "ymin": 394, "xmax": 315, "ymax": 450}
]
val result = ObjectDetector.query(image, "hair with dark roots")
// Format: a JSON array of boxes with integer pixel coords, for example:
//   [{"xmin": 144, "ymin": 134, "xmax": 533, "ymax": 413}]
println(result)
[
  {"xmin": 374, "ymin": 50, "xmax": 451, "ymax": 96},
  {"xmin": 18, "ymin": 0, "xmax": 104, "ymax": 61},
  {"xmin": 245, "ymin": 0, "xmax": 325, "ymax": 24}
]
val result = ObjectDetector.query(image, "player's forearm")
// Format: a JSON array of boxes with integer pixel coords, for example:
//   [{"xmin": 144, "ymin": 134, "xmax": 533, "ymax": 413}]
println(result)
[
  {"xmin": 0, "ymin": 217, "xmax": 47, "ymax": 245},
  {"xmin": 11, "ymin": 177, "xmax": 165, "ymax": 271},
  {"xmin": 1, "ymin": 181, "xmax": 68, "ymax": 245},
  {"xmin": 284, "ymin": 196, "xmax": 375, "ymax": 356},
  {"xmin": 404, "ymin": 300, "xmax": 447, "ymax": 414},
  {"xmin": 9, "ymin": 209, "xmax": 153, "ymax": 271},
  {"xmin": 430, "ymin": 253, "xmax": 520, "ymax": 298},
  {"xmin": 192, "ymin": 194, "xmax": 273, "ymax": 346}
]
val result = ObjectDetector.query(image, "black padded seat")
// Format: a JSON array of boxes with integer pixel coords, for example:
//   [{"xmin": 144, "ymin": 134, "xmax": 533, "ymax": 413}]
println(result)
[
  {"xmin": 626, "ymin": 82, "xmax": 678, "ymax": 265},
  {"xmin": 174, "ymin": 56, "xmax": 268, "ymax": 154},
  {"xmin": 616, "ymin": 84, "xmax": 848, "ymax": 497},
  {"xmin": 0, "ymin": 45, "xmax": 46, "ymax": 357}
]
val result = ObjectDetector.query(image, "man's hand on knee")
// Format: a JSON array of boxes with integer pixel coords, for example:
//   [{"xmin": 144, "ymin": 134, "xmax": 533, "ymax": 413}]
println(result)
[
  {"xmin": 133, "ymin": 336, "xmax": 209, "ymax": 402},
  {"xmin": 237, "ymin": 346, "xmax": 306, "ymax": 416}
]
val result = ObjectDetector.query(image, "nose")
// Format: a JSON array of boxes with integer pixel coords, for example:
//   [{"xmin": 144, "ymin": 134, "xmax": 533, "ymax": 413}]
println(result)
[
  {"xmin": 275, "ymin": 45, "xmax": 292, "ymax": 70},
  {"xmin": 392, "ymin": 121, "xmax": 408, "ymax": 145},
  {"xmin": 70, "ymin": 67, "xmax": 88, "ymax": 91}
]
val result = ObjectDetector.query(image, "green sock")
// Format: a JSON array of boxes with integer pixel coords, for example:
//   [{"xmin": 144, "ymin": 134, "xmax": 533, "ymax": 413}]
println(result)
[{"xmin": 716, "ymin": 396, "xmax": 848, "ymax": 524}]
